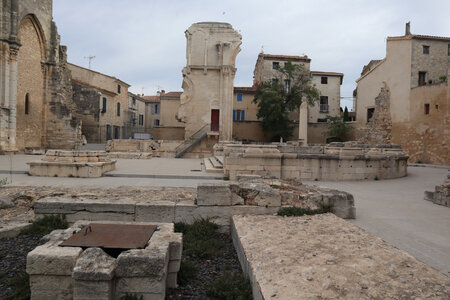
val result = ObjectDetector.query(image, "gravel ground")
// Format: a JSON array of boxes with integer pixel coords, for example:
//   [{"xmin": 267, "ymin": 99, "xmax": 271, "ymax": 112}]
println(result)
[
  {"xmin": 166, "ymin": 233, "xmax": 242, "ymax": 300},
  {"xmin": 0, "ymin": 235, "xmax": 42, "ymax": 299}
]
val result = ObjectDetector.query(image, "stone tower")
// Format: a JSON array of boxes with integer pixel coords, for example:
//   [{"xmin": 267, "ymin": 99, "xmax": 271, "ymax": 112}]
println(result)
[{"xmin": 178, "ymin": 22, "xmax": 241, "ymax": 141}]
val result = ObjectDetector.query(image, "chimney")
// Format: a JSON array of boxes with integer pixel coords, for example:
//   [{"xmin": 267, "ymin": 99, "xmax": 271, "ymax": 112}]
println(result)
[{"xmin": 405, "ymin": 22, "xmax": 411, "ymax": 35}]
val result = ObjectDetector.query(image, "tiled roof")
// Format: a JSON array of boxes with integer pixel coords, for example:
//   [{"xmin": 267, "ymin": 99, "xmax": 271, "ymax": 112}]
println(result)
[
  {"xmin": 311, "ymin": 71, "xmax": 344, "ymax": 77},
  {"xmin": 259, "ymin": 53, "xmax": 311, "ymax": 62},
  {"xmin": 67, "ymin": 63, "xmax": 130, "ymax": 87},
  {"xmin": 234, "ymin": 86, "xmax": 256, "ymax": 93},
  {"xmin": 162, "ymin": 91, "xmax": 183, "ymax": 98},
  {"xmin": 71, "ymin": 79, "xmax": 116, "ymax": 96},
  {"xmin": 388, "ymin": 34, "xmax": 450, "ymax": 42},
  {"xmin": 142, "ymin": 96, "xmax": 160, "ymax": 103}
]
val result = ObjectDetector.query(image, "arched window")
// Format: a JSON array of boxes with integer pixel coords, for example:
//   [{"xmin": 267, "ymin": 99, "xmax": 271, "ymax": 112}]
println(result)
[{"xmin": 25, "ymin": 93, "xmax": 30, "ymax": 115}]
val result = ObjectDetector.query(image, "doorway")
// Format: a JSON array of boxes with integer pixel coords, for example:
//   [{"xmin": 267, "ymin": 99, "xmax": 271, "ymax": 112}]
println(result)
[{"xmin": 211, "ymin": 109, "xmax": 219, "ymax": 131}]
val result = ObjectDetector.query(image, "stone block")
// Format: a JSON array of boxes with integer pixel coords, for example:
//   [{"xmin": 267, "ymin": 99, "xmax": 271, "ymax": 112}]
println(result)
[
  {"xmin": 27, "ymin": 245, "xmax": 82, "ymax": 276},
  {"xmin": 29, "ymin": 275, "xmax": 74, "ymax": 300},
  {"xmin": 240, "ymin": 182, "xmax": 281, "ymax": 207},
  {"xmin": 116, "ymin": 277, "xmax": 166, "ymax": 294},
  {"xmin": 73, "ymin": 280, "xmax": 112, "ymax": 300},
  {"xmin": 197, "ymin": 182, "xmax": 232, "ymax": 206},
  {"xmin": 116, "ymin": 247, "xmax": 169, "ymax": 278},
  {"xmin": 168, "ymin": 260, "xmax": 181, "ymax": 273},
  {"xmin": 135, "ymin": 201, "xmax": 175, "ymax": 222},
  {"xmin": 72, "ymin": 247, "xmax": 116, "ymax": 281},
  {"xmin": 166, "ymin": 272, "xmax": 178, "ymax": 288}
]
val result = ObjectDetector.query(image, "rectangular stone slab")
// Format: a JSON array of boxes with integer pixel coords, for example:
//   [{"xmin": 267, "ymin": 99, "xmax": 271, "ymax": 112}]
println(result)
[{"xmin": 60, "ymin": 224, "xmax": 157, "ymax": 249}]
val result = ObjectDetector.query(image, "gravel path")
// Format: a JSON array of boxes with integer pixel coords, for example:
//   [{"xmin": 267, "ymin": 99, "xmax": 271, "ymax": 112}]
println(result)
[
  {"xmin": 0, "ymin": 235, "xmax": 42, "ymax": 299},
  {"xmin": 166, "ymin": 233, "xmax": 242, "ymax": 299}
]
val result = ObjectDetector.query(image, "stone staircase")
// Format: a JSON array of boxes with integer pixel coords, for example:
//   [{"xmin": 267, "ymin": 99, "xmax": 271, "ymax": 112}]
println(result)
[
  {"xmin": 203, "ymin": 155, "xmax": 224, "ymax": 173},
  {"xmin": 175, "ymin": 124, "xmax": 209, "ymax": 158}
]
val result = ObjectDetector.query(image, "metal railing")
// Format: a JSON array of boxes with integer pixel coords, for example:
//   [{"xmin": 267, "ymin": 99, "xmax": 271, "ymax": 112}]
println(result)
[{"xmin": 175, "ymin": 124, "xmax": 210, "ymax": 158}]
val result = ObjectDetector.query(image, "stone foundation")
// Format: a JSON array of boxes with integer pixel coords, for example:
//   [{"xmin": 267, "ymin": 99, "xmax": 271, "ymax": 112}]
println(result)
[
  {"xmin": 26, "ymin": 221, "xmax": 182, "ymax": 300},
  {"xmin": 223, "ymin": 142, "xmax": 408, "ymax": 181},
  {"xmin": 27, "ymin": 150, "xmax": 116, "ymax": 178},
  {"xmin": 424, "ymin": 174, "xmax": 450, "ymax": 207}
]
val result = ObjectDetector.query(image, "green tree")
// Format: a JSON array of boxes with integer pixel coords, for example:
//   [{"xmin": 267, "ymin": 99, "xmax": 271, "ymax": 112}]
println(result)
[
  {"xmin": 343, "ymin": 106, "xmax": 349, "ymax": 122},
  {"xmin": 322, "ymin": 115, "xmax": 354, "ymax": 142},
  {"xmin": 253, "ymin": 61, "xmax": 320, "ymax": 140}
]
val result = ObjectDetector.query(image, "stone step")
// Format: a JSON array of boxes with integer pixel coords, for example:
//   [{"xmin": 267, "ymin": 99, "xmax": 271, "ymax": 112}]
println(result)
[
  {"xmin": 203, "ymin": 158, "xmax": 223, "ymax": 173},
  {"xmin": 209, "ymin": 156, "xmax": 223, "ymax": 169}
]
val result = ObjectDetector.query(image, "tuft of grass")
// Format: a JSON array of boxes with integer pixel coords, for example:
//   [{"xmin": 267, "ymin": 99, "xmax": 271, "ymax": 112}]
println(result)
[
  {"xmin": 223, "ymin": 176, "xmax": 230, "ymax": 181},
  {"xmin": 177, "ymin": 260, "xmax": 198, "ymax": 285},
  {"xmin": 20, "ymin": 215, "xmax": 68, "ymax": 237},
  {"xmin": 119, "ymin": 293, "xmax": 143, "ymax": 300},
  {"xmin": 207, "ymin": 271, "xmax": 253, "ymax": 300},
  {"xmin": 174, "ymin": 218, "xmax": 225, "ymax": 259},
  {"xmin": 277, "ymin": 205, "xmax": 331, "ymax": 217},
  {"xmin": 374, "ymin": 175, "xmax": 379, "ymax": 181},
  {"xmin": 5, "ymin": 271, "xmax": 30, "ymax": 300}
]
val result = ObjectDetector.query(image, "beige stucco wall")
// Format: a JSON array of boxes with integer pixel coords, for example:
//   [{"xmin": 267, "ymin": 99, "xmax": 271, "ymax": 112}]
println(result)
[
  {"xmin": 356, "ymin": 39, "xmax": 412, "ymax": 124},
  {"xmin": 16, "ymin": 16, "xmax": 45, "ymax": 150},
  {"xmin": 161, "ymin": 99, "xmax": 183, "ymax": 127},
  {"xmin": 253, "ymin": 56, "xmax": 311, "ymax": 84},
  {"xmin": 310, "ymin": 75, "xmax": 341, "ymax": 122},
  {"xmin": 233, "ymin": 91, "xmax": 258, "ymax": 121}
]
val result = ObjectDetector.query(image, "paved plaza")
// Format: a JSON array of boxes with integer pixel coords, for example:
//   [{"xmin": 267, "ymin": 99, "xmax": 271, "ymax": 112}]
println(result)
[{"xmin": 0, "ymin": 154, "xmax": 449, "ymax": 275}]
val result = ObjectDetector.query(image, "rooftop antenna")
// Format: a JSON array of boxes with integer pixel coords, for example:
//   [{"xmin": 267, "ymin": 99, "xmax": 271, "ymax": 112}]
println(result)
[{"xmin": 84, "ymin": 55, "xmax": 96, "ymax": 69}]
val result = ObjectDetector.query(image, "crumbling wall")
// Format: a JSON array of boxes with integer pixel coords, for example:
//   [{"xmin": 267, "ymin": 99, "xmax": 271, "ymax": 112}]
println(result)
[
  {"xmin": 71, "ymin": 81, "xmax": 101, "ymax": 143},
  {"xmin": 359, "ymin": 84, "xmax": 392, "ymax": 144},
  {"xmin": 424, "ymin": 174, "xmax": 450, "ymax": 207}
]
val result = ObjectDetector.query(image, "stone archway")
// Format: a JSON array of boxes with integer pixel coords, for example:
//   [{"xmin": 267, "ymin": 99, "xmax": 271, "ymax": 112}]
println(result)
[{"xmin": 16, "ymin": 15, "xmax": 46, "ymax": 150}]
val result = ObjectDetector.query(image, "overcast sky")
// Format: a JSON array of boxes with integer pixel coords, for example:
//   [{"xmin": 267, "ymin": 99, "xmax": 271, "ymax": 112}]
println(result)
[{"xmin": 53, "ymin": 0, "xmax": 450, "ymax": 110}]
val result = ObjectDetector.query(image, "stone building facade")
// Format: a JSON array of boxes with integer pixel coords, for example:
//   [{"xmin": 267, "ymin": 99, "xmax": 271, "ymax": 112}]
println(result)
[
  {"xmin": 69, "ymin": 63, "xmax": 130, "ymax": 143},
  {"xmin": 178, "ymin": 22, "xmax": 242, "ymax": 141},
  {"xmin": 0, "ymin": 0, "xmax": 82, "ymax": 152},
  {"xmin": 355, "ymin": 24, "xmax": 449, "ymax": 165},
  {"xmin": 124, "ymin": 92, "xmax": 146, "ymax": 138}
]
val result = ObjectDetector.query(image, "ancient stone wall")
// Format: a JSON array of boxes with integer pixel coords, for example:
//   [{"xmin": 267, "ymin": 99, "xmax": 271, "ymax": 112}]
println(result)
[
  {"xmin": 72, "ymin": 81, "xmax": 101, "ymax": 143},
  {"xmin": 223, "ymin": 143, "xmax": 408, "ymax": 181}
]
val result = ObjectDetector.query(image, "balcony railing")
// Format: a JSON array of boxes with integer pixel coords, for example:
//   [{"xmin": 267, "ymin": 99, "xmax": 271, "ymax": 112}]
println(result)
[{"xmin": 320, "ymin": 104, "xmax": 329, "ymax": 113}]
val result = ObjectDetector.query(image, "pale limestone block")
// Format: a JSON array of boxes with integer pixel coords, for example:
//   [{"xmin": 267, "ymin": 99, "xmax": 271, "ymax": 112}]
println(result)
[
  {"xmin": 135, "ymin": 201, "xmax": 175, "ymax": 222},
  {"xmin": 116, "ymin": 247, "xmax": 169, "ymax": 278},
  {"xmin": 197, "ymin": 183, "xmax": 232, "ymax": 206},
  {"xmin": 29, "ymin": 275, "xmax": 74, "ymax": 300},
  {"xmin": 73, "ymin": 280, "xmax": 112, "ymax": 300},
  {"xmin": 168, "ymin": 260, "xmax": 181, "ymax": 273},
  {"xmin": 27, "ymin": 245, "xmax": 82, "ymax": 276},
  {"xmin": 72, "ymin": 248, "xmax": 116, "ymax": 281},
  {"xmin": 166, "ymin": 272, "xmax": 177, "ymax": 289},
  {"xmin": 116, "ymin": 277, "xmax": 165, "ymax": 294}
]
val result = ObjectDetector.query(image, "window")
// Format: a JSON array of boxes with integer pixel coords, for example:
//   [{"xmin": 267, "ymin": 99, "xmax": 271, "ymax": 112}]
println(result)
[
  {"xmin": 233, "ymin": 110, "xmax": 245, "ymax": 121},
  {"xmin": 132, "ymin": 97, "xmax": 136, "ymax": 106},
  {"xmin": 284, "ymin": 79, "xmax": 291, "ymax": 92},
  {"xmin": 113, "ymin": 126, "xmax": 120, "ymax": 139},
  {"xmin": 424, "ymin": 103, "xmax": 430, "ymax": 115},
  {"xmin": 139, "ymin": 114, "xmax": 144, "ymax": 126},
  {"xmin": 152, "ymin": 104, "xmax": 160, "ymax": 114},
  {"xmin": 154, "ymin": 119, "xmax": 160, "ymax": 126},
  {"xmin": 423, "ymin": 45, "xmax": 430, "ymax": 54},
  {"xmin": 25, "ymin": 93, "xmax": 30, "ymax": 115},
  {"xmin": 102, "ymin": 97, "xmax": 107, "ymax": 113},
  {"xmin": 237, "ymin": 93, "xmax": 242, "ymax": 102},
  {"xmin": 117, "ymin": 102, "xmax": 121, "ymax": 116},
  {"xmin": 272, "ymin": 62, "xmax": 279, "ymax": 69},
  {"xmin": 418, "ymin": 71, "xmax": 427, "ymax": 86},
  {"xmin": 117, "ymin": 84, "xmax": 121, "ymax": 94},
  {"xmin": 106, "ymin": 124, "xmax": 111, "ymax": 141},
  {"xmin": 321, "ymin": 77, "xmax": 328, "ymax": 84},
  {"xmin": 320, "ymin": 96, "xmax": 329, "ymax": 113},
  {"xmin": 317, "ymin": 118, "xmax": 327, "ymax": 123},
  {"xmin": 367, "ymin": 108, "xmax": 375, "ymax": 123}
]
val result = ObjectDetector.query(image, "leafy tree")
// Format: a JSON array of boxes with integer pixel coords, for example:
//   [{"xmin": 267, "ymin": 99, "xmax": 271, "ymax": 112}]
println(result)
[
  {"xmin": 253, "ymin": 61, "xmax": 320, "ymax": 140},
  {"xmin": 323, "ymin": 115, "xmax": 354, "ymax": 142}
]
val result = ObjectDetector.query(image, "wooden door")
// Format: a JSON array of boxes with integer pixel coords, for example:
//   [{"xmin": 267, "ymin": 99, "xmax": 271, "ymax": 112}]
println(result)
[{"xmin": 211, "ymin": 109, "xmax": 219, "ymax": 131}]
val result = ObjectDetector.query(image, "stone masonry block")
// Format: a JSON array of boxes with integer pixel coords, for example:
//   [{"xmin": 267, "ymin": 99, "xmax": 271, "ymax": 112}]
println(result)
[
  {"xmin": 73, "ymin": 280, "xmax": 112, "ymax": 300},
  {"xmin": 116, "ymin": 247, "xmax": 169, "ymax": 279},
  {"xmin": 197, "ymin": 182, "xmax": 232, "ymax": 206},
  {"xmin": 27, "ymin": 245, "xmax": 82, "ymax": 276},
  {"xmin": 116, "ymin": 277, "xmax": 166, "ymax": 294},
  {"xmin": 72, "ymin": 247, "xmax": 116, "ymax": 281},
  {"xmin": 29, "ymin": 275, "xmax": 74, "ymax": 300}
]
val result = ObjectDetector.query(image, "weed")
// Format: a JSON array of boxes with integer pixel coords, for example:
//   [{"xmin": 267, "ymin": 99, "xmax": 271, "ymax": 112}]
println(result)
[
  {"xmin": 174, "ymin": 218, "xmax": 225, "ymax": 259},
  {"xmin": 177, "ymin": 260, "xmax": 198, "ymax": 285},
  {"xmin": 20, "ymin": 215, "xmax": 68, "ymax": 237},
  {"xmin": 374, "ymin": 175, "xmax": 379, "ymax": 181},
  {"xmin": 5, "ymin": 271, "xmax": 30, "ymax": 300},
  {"xmin": 277, "ymin": 205, "xmax": 331, "ymax": 217},
  {"xmin": 54, "ymin": 174, "xmax": 58, "ymax": 177},
  {"xmin": 68, "ymin": 174, "xmax": 74, "ymax": 178},
  {"xmin": 223, "ymin": 176, "xmax": 230, "ymax": 181},
  {"xmin": 119, "ymin": 293, "xmax": 143, "ymax": 300},
  {"xmin": 0, "ymin": 250, "xmax": 5, "ymax": 260},
  {"xmin": 207, "ymin": 271, "xmax": 253, "ymax": 300}
]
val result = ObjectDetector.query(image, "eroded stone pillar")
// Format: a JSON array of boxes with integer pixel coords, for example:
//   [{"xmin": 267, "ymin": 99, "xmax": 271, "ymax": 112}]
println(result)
[
  {"xmin": 299, "ymin": 101, "xmax": 308, "ymax": 145},
  {"xmin": 178, "ymin": 22, "xmax": 241, "ymax": 141}
]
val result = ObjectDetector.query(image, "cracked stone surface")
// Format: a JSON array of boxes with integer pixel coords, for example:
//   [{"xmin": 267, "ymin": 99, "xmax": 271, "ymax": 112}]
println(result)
[{"xmin": 232, "ymin": 214, "xmax": 450, "ymax": 299}]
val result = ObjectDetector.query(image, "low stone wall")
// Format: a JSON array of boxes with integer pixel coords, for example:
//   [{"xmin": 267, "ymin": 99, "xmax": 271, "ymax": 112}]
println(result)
[
  {"xmin": 105, "ymin": 139, "xmax": 159, "ymax": 153},
  {"xmin": 27, "ymin": 150, "xmax": 116, "ymax": 178},
  {"xmin": 27, "ymin": 221, "xmax": 181, "ymax": 300},
  {"xmin": 223, "ymin": 142, "xmax": 408, "ymax": 181},
  {"xmin": 424, "ymin": 174, "xmax": 450, "ymax": 207}
]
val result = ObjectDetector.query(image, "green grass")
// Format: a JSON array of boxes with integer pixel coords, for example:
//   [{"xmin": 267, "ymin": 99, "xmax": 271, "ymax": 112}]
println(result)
[
  {"xmin": 174, "ymin": 218, "xmax": 225, "ymax": 259},
  {"xmin": 5, "ymin": 271, "xmax": 30, "ymax": 300},
  {"xmin": 207, "ymin": 271, "xmax": 253, "ymax": 300},
  {"xmin": 277, "ymin": 205, "xmax": 331, "ymax": 217},
  {"xmin": 177, "ymin": 260, "xmax": 198, "ymax": 285},
  {"xmin": 20, "ymin": 215, "xmax": 68, "ymax": 237}
]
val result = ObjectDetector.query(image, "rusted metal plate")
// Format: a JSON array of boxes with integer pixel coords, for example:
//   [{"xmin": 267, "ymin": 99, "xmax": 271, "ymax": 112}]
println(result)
[{"xmin": 60, "ymin": 224, "xmax": 157, "ymax": 249}]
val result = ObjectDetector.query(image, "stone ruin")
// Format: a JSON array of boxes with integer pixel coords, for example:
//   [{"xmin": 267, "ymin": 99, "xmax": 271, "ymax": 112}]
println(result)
[
  {"xmin": 27, "ymin": 150, "xmax": 116, "ymax": 178},
  {"xmin": 424, "ymin": 173, "xmax": 450, "ymax": 207},
  {"xmin": 219, "ymin": 142, "xmax": 408, "ymax": 181},
  {"xmin": 105, "ymin": 139, "xmax": 160, "ymax": 159},
  {"xmin": 26, "ymin": 220, "xmax": 181, "ymax": 300}
]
